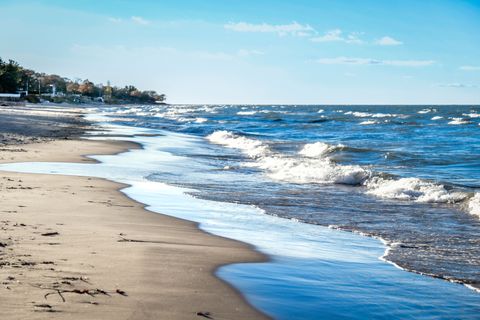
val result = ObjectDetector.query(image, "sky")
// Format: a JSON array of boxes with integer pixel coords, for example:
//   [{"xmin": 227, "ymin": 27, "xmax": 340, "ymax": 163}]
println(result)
[{"xmin": 1, "ymin": 0, "xmax": 479, "ymax": 104}]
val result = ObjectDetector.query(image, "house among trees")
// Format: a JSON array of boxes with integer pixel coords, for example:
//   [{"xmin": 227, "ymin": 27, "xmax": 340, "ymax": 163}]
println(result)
[{"xmin": 0, "ymin": 57, "xmax": 166, "ymax": 105}]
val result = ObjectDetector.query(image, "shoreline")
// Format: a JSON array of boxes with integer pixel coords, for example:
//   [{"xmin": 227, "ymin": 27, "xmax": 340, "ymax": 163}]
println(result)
[
  {"xmin": 327, "ymin": 224, "xmax": 480, "ymax": 294},
  {"xmin": 2, "ymin": 105, "xmax": 479, "ymax": 319},
  {"xmin": 0, "ymin": 138, "xmax": 270, "ymax": 319}
]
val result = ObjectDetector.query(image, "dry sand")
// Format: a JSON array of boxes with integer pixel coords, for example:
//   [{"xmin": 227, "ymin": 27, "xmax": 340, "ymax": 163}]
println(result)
[{"xmin": 0, "ymin": 138, "xmax": 269, "ymax": 319}]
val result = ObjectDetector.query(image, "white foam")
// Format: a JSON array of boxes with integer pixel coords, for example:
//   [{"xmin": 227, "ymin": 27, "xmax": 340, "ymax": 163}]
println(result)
[
  {"xmin": 431, "ymin": 116, "xmax": 444, "ymax": 120},
  {"xmin": 206, "ymin": 130, "xmax": 269, "ymax": 158},
  {"xmin": 371, "ymin": 113, "xmax": 398, "ymax": 118},
  {"xmin": 366, "ymin": 177, "xmax": 468, "ymax": 203},
  {"xmin": 360, "ymin": 120, "xmax": 378, "ymax": 125},
  {"xmin": 298, "ymin": 142, "xmax": 344, "ymax": 158},
  {"xmin": 206, "ymin": 131, "xmax": 478, "ymax": 217},
  {"xmin": 317, "ymin": 109, "xmax": 324, "ymax": 113},
  {"xmin": 256, "ymin": 157, "xmax": 370, "ymax": 185},
  {"xmin": 418, "ymin": 108, "xmax": 437, "ymax": 114},
  {"xmin": 207, "ymin": 131, "xmax": 370, "ymax": 185},
  {"xmin": 115, "ymin": 107, "xmax": 143, "ymax": 114},
  {"xmin": 195, "ymin": 117, "xmax": 208, "ymax": 123},
  {"xmin": 448, "ymin": 118, "xmax": 471, "ymax": 125},
  {"xmin": 237, "ymin": 111, "xmax": 257, "ymax": 115},
  {"xmin": 463, "ymin": 113, "xmax": 480, "ymax": 118},
  {"xmin": 345, "ymin": 111, "xmax": 398, "ymax": 118},
  {"xmin": 345, "ymin": 111, "xmax": 371, "ymax": 117},
  {"xmin": 468, "ymin": 193, "xmax": 480, "ymax": 218}
]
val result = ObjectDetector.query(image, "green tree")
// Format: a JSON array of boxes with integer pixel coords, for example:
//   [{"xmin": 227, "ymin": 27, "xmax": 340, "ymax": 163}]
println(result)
[{"xmin": 0, "ymin": 58, "xmax": 21, "ymax": 93}]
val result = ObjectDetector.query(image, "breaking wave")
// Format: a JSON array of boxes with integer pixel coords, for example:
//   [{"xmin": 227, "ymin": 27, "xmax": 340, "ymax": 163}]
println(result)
[
  {"xmin": 298, "ymin": 142, "xmax": 345, "ymax": 158},
  {"xmin": 206, "ymin": 130, "xmax": 479, "ymax": 217},
  {"xmin": 448, "ymin": 118, "xmax": 472, "ymax": 125}
]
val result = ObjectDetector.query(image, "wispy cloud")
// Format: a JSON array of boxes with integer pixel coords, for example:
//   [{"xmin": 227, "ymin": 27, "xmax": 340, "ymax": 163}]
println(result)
[
  {"xmin": 375, "ymin": 36, "xmax": 403, "ymax": 46},
  {"xmin": 315, "ymin": 57, "xmax": 435, "ymax": 67},
  {"xmin": 224, "ymin": 21, "xmax": 315, "ymax": 37},
  {"xmin": 107, "ymin": 16, "xmax": 150, "ymax": 25},
  {"xmin": 108, "ymin": 17, "xmax": 122, "ymax": 23},
  {"xmin": 131, "ymin": 16, "xmax": 150, "ymax": 25},
  {"xmin": 310, "ymin": 29, "xmax": 363, "ymax": 44},
  {"xmin": 459, "ymin": 65, "xmax": 480, "ymax": 71},
  {"xmin": 435, "ymin": 83, "xmax": 479, "ymax": 88}
]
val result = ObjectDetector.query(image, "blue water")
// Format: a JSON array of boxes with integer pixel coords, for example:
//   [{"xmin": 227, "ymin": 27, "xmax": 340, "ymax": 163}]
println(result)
[
  {"xmin": 1, "ymin": 106, "xmax": 480, "ymax": 319},
  {"xmin": 92, "ymin": 105, "xmax": 480, "ymax": 289}
]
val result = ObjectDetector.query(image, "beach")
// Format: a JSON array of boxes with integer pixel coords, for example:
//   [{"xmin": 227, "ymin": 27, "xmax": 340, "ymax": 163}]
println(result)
[
  {"xmin": 1, "ymin": 104, "xmax": 480, "ymax": 320},
  {"xmin": 0, "ymin": 106, "xmax": 268, "ymax": 319}
]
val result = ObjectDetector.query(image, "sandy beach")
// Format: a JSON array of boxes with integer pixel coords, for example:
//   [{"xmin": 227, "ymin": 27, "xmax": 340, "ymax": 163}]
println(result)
[{"xmin": 0, "ymin": 106, "xmax": 268, "ymax": 319}]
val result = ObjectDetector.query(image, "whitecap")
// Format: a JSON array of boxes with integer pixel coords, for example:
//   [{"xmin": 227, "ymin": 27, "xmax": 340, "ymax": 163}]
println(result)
[
  {"xmin": 463, "ymin": 113, "xmax": 480, "ymax": 118},
  {"xmin": 194, "ymin": 117, "xmax": 208, "ymax": 123},
  {"xmin": 237, "ymin": 111, "xmax": 257, "ymax": 115},
  {"xmin": 298, "ymin": 142, "xmax": 344, "ymax": 158},
  {"xmin": 365, "ymin": 177, "xmax": 468, "ymax": 203},
  {"xmin": 448, "ymin": 118, "xmax": 471, "ymax": 125},
  {"xmin": 418, "ymin": 108, "xmax": 437, "ymax": 114},
  {"xmin": 345, "ymin": 111, "xmax": 372, "ymax": 117},
  {"xmin": 468, "ymin": 193, "xmax": 480, "ymax": 218},
  {"xmin": 207, "ymin": 131, "xmax": 370, "ymax": 185},
  {"xmin": 360, "ymin": 120, "xmax": 378, "ymax": 125},
  {"xmin": 206, "ymin": 131, "xmax": 269, "ymax": 158}
]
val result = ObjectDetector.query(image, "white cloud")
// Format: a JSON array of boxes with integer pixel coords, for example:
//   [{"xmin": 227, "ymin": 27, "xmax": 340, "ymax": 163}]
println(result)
[
  {"xmin": 310, "ymin": 29, "xmax": 342, "ymax": 42},
  {"xmin": 459, "ymin": 66, "xmax": 480, "ymax": 71},
  {"xmin": 436, "ymin": 83, "xmax": 479, "ymax": 88},
  {"xmin": 224, "ymin": 21, "xmax": 315, "ymax": 37},
  {"xmin": 383, "ymin": 59, "xmax": 434, "ymax": 66},
  {"xmin": 310, "ymin": 29, "xmax": 363, "ymax": 44},
  {"xmin": 131, "ymin": 16, "xmax": 150, "ymax": 25},
  {"xmin": 375, "ymin": 36, "xmax": 403, "ymax": 46},
  {"xmin": 108, "ymin": 17, "xmax": 122, "ymax": 23},
  {"xmin": 315, "ymin": 56, "xmax": 435, "ymax": 67},
  {"xmin": 107, "ymin": 16, "xmax": 151, "ymax": 25}
]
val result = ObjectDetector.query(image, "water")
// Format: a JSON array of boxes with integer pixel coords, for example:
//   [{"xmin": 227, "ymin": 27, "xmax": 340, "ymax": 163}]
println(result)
[
  {"xmin": 1, "ymin": 105, "xmax": 480, "ymax": 319},
  {"xmin": 89, "ymin": 104, "xmax": 480, "ymax": 290}
]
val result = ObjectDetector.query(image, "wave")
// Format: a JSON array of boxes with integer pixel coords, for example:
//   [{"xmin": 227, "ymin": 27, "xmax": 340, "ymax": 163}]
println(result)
[
  {"xmin": 195, "ymin": 117, "xmax": 208, "ymax": 123},
  {"xmin": 298, "ymin": 142, "xmax": 345, "ymax": 158},
  {"xmin": 237, "ymin": 111, "xmax": 257, "ymax": 115},
  {"xmin": 431, "ymin": 116, "xmax": 444, "ymax": 120},
  {"xmin": 207, "ymin": 131, "xmax": 370, "ymax": 185},
  {"xmin": 345, "ymin": 111, "xmax": 399, "ymax": 118},
  {"xmin": 463, "ymin": 113, "xmax": 480, "ymax": 118},
  {"xmin": 448, "ymin": 118, "xmax": 471, "ymax": 125},
  {"xmin": 418, "ymin": 108, "xmax": 437, "ymax": 114},
  {"xmin": 207, "ymin": 130, "xmax": 269, "ymax": 158},
  {"xmin": 468, "ymin": 193, "xmax": 480, "ymax": 217},
  {"xmin": 366, "ymin": 177, "xmax": 468, "ymax": 203},
  {"xmin": 206, "ymin": 130, "xmax": 479, "ymax": 218},
  {"xmin": 360, "ymin": 120, "xmax": 378, "ymax": 125}
]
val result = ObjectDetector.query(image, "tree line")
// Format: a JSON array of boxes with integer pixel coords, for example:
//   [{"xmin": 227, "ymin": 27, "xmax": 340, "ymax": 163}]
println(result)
[{"xmin": 0, "ymin": 57, "xmax": 166, "ymax": 104}]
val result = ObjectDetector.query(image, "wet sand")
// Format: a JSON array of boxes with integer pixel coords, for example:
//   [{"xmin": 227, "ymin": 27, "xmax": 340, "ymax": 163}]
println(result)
[{"xmin": 0, "ymin": 106, "xmax": 269, "ymax": 319}]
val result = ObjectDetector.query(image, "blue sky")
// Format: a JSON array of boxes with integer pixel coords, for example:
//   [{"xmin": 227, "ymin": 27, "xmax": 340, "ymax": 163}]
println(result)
[{"xmin": 1, "ymin": 0, "xmax": 479, "ymax": 104}]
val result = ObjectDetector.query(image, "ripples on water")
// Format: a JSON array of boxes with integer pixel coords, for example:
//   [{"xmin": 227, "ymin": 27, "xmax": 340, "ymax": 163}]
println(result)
[{"xmin": 93, "ymin": 104, "xmax": 480, "ymax": 290}]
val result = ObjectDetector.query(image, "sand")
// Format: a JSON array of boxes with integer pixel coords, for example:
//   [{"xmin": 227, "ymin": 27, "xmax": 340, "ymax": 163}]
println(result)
[
  {"xmin": 0, "ymin": 138, "xmax": 269, "ymax": 319},
  {"xmin": 0, "ymin": 105, "xmax": 91, "ymax": 145}
]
